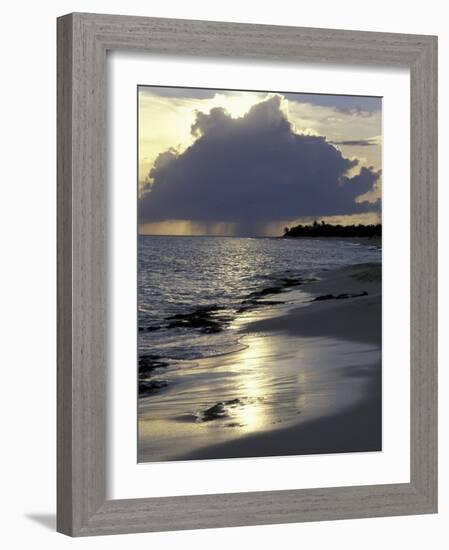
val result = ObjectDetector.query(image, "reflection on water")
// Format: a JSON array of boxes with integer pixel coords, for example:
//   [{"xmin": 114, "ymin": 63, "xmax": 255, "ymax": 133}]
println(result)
[
  {"xmin": 227, "ymin": 335, "xmax": 269, "ymax": 433},
  {"xmin": 138, "ymin": 236, "xmax": 381, "ymax": 361},
  {"xmin": 138, "ymin": 328, "xmax": 380, "ymax": 462}
]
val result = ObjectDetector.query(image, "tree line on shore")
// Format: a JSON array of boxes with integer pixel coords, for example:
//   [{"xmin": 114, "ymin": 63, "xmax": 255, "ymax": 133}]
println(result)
[{"xmin": 283, "ymin": 220, "xmax": 382, "ymax": 238}]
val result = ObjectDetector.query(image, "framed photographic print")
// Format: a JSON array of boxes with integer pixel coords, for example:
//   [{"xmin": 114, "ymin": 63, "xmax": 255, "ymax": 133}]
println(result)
[{"xmin": 57, "ymin": 13, "xmax": 437, "ymax": 536}]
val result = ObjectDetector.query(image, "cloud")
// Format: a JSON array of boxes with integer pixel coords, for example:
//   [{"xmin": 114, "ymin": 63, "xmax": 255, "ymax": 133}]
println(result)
[
  {"xmin": 139, "ymin": 95, "xmax": 381, "ymax": 234},
  {"xmin": 331, "ymin": 138, "xmax": 379, "ymax": 146},
  {"xmin": 283, "ymin": 93, "xmax": 381, "ymax": 114},
  {"xmin": 141, "ymin": 88, "xmax": 382, "ymax": 114},
  {"xmin": 139, "ymin": 86, "xmax": 218, "ymax": 100}
]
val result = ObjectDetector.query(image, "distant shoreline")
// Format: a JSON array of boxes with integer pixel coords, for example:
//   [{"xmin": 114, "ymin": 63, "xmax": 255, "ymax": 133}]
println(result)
[
  {"xmin": 283, "ymin": 222, "xmax": 381, "ymax": 239},
  {"xmin": 138, "ymin": 233, "xmax": 382, "ymax": 241}
]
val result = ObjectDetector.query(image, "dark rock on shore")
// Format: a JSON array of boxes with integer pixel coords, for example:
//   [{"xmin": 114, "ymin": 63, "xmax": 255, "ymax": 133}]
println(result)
[
  {"xmin": 312, "ymin": 290, "xmax": 368, "ymax": 302},
  {"xmin": 335, "ymin": 291, "xmax": 368, "ymax": 300},
  {"xmin": 313, "ymin": 293, "xmax": 335, "ymax": 301},
  {"xmin": 138, "ymin": 325, "xmax": 161, "ymax": 333},
  {"xmin": 162, "ymin": 277, "xmax": 319, "ymax": 333},
  {"xmin": 225, "ymin": 398, "xmax": 242, "ymax": 407},
  {"xmin": 246, "ymin": 276, "xmax": 315, "ymax": 302},
  {"xmin": 237, "ymin": 298, "xmax": 285, "ymax": 313},
  {"xmin": 138, "ymin": 354, "xmax": 169, "ymax": 375},
  {"xmin": 138, "ymin": 355, "xmax": 171, "ymax": 397},
  {"xmin": 281, "ymin": 276, "xmax": 318, "ymax": 287},
  {"xmin": 166, "ymin": 304, "xmax": 227, "ymax": 333},
  {"xmin": 139, "ymin": 379, "xmax": 168, "ymax": 396},
  {"xmin": 238, "ymin": 276, "xmax": 318, "ymax": 313},
  {"xmin": 200, "ymin": 398, "xmax": 244, "ymax": 422},
  {"xmin": 248, "ymin": 286, "xmax": 285, "ymax": 299},
  {"xmin": 202, "ymin": 402, "xmax": 228, "ymax": 421}
]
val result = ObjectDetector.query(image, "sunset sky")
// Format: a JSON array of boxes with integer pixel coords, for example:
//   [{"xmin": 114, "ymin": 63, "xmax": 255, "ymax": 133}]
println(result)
[{"xmin": 138, "ymin": 86, "xmax": 381, "ymax": 236}]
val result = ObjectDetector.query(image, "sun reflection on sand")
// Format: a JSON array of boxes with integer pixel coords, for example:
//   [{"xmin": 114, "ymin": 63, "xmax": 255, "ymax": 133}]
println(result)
[
  {"xmin": 220, "ymin": 333, "xmax": 315, "ymax": 434},
  {"xmin": 229, "ymin": 337, "xmax": 270, "ymax": 433},
  {"xmin": 138, "ymin": 330, "xmax": 380, "ymax": 462}
]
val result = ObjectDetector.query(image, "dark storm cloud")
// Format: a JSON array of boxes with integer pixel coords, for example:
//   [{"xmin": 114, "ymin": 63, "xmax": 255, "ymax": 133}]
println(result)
[
  {"xmin": 283, "ymin": 92, "xmax": 381, "ymax": 115},
  {"xmin": 139, "ymin": 96, "xmax": 381, "ymax": 232},
  {"xmin": 331, "ymin": 138, "xmax": 378, "ymax": 146}
]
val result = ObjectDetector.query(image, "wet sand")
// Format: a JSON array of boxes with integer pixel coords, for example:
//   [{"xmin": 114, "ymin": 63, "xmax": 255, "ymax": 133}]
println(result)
[
  {"xmin": 138, "ymin": 263, "xmax": 382, "ymax": 462},
  {"xmin": 247, "ymin": 262, "xmax": 381, "ymax": 346},
  {"xmin": 181, "ymin": 377, "xmax": 380, "ymax": 460}
]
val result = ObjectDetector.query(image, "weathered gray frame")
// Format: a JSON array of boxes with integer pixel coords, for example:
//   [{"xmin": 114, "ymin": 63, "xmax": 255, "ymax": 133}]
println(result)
[{"xmin": 57, "ymin": 12, "xmax": 437, "ymax": 537}]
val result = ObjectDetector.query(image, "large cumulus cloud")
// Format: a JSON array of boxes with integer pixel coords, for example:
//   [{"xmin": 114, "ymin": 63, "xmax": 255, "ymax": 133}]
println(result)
[{"xmin": 139, "ymin": 95, "xmax": 380, "ymax": 232}]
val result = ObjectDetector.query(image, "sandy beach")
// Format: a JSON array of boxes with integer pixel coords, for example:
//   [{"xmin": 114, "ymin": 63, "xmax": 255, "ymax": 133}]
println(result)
[
  {"xmin": 181, "ymin": 263, "xmax": 381, "ymax": 460},
  {"xmin": 248, "ymin": 262, "xmax": 381, "ymax": 346},
  {"xmin": 138, "ymin": 260, "xmax": 382, "ymax": 463}
]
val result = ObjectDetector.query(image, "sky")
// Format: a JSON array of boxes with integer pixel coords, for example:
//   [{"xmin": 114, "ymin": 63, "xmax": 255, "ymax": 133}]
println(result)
[{"xmin": 138, "ymin": 86, "xmax": 382, "ymax": 236}]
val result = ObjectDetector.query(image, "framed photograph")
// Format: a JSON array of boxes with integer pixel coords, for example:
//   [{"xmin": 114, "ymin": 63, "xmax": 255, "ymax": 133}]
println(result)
[{"xmin": 57, "ymin": 13, "xmax": 437, "ymax": 536}]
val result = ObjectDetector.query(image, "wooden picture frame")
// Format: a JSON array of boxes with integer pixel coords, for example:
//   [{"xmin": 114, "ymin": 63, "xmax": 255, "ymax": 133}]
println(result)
[{"xmin": 57, "ymin": 12, "xmax": 438, "ymax": 536}]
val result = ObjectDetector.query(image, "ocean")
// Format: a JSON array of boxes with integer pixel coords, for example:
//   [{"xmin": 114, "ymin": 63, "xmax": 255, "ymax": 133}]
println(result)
[{"xmin": 138, "ymin": 235, "xmax": 381, "ymax": 362}]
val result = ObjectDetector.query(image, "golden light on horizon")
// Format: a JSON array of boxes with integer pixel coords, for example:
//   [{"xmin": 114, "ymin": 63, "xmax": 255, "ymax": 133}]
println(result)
[{"xmin": 138, "ymin": 221, "xmax": 238, "ymax": 236}]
